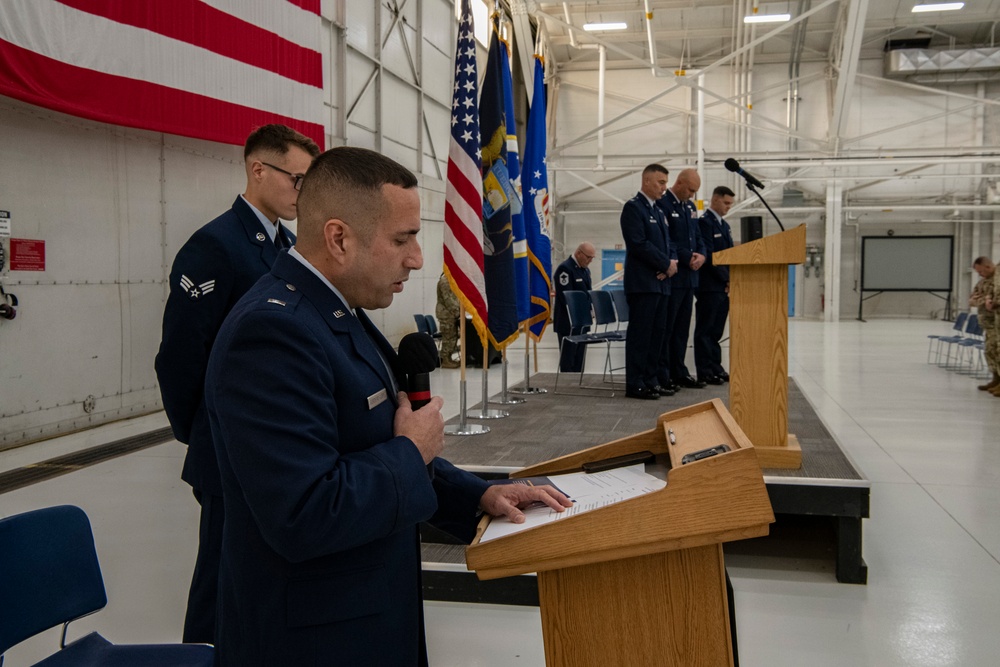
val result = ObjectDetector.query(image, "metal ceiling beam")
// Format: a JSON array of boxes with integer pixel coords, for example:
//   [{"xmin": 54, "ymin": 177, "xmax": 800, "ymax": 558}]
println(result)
[{"xmin": 828, "ymin": 0, "xmax": 868, "ymax": 152}]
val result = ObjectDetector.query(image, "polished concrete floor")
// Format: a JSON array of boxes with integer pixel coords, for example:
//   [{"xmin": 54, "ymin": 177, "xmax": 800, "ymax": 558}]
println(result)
[{"xmin": 2, "ymin": 319, "xmax": 999, "ymax": 666}]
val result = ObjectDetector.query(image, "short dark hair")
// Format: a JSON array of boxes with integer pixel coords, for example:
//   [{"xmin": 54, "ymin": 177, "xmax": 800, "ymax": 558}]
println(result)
[
  {"xmin": 642, "ymin": 163, "xmax": 669, "ymax": 177},
  {"xmin": 713, "ymin": 186, "xmax": 736, "ymax": 198},
  {"xmin": 244, "ymin": 124, "xmax": 320, "ymax": 160},
  {"xmin": 297, "ymin": 146, "xmax": 418, "ymax": 243},
  {"xmin": 973, "ymin": 256, "xmax": 993, "ymax": 267}
]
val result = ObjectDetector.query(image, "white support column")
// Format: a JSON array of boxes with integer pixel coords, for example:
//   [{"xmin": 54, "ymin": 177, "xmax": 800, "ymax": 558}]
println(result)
[{"xmin": 824, "ymin": 180, "xmax": 843, "ymax": 322}]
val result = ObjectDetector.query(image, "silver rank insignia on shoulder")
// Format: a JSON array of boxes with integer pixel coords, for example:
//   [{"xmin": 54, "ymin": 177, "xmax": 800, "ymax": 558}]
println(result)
[
  {"xmin": 559, "ymin": 273, "xmax": 569, "ymax": 285},
  {"xmin": 333, "ymin": 309, "xmax": 346, "ymax": 318},
  {"xmin": 266, "ymin": 299, "xmax": 286, "ymax": 306},
  {"xmin": 256, "ymin": 232, "xmax": 266, "ymax": 242},
  {"xmin": 179, "ymin": 275, "xmax": 215, "ymax": 300}
]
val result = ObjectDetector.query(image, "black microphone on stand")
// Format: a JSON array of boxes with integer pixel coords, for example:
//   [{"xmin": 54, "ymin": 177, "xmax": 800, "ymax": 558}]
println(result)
[
  {"xmin": 723, "ymin": 157, "xmax": 785, "ymax": 232},
  {"xmin": 724, "ymin": 158, "xmax": 765, "ymax": 190},
  {"xmin": 397, "ymin": 332, "xmax": 440, "ymax": 477}
]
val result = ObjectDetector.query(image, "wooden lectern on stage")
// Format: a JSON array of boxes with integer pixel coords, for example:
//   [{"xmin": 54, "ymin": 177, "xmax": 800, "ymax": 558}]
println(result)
[
  {"xmin": 713, "ymin": 224, "xmax": 807, "ymax": 469},
  {"xmin": 465, "ymin": 399, "xmax": 774, "ymax": 667}
]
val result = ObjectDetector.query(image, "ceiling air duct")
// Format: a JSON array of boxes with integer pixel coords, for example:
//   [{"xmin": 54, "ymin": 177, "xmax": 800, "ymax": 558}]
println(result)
[{"xmin": 885, "ymin": 47, "xmax": 1000, "ymax": 84}]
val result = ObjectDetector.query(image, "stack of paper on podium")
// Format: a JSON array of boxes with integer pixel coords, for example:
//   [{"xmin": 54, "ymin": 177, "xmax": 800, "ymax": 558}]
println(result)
[{"xmin": 480, "ymin": 465, "xmax": 666, "ymax": 543}]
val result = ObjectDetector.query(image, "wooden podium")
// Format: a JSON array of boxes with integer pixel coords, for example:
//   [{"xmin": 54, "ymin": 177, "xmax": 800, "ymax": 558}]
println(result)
[
  {"xmin": 465, "ymin": 399, "xmax": 774, "ymax": 667},
  {"xmin": 713, "ymin": 224, "xmax": 807, "ymax": 469}
]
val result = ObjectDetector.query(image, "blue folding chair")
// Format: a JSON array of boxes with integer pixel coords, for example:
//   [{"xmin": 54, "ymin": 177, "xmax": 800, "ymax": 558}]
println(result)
[
  {"xmin": 610, "ymin": 290, "xmax": 629, "ymax": 330},
  {"xmin": 589, "ymin": 290, "xmax": 626, "ymax": 378},
  {"xmin": 0, "ymin": 505, "xmax": 214, "ymax": 667},
  {"xmin": 938, "ymin": 313, "xmax": 978, "ymax": 369},
  {"xmin": 423, "ymin": 314, "xmax": 442, "ymax": 340},
  {"xmin": 554, "ymin": 291, "xmax": 622, "ymax": 396},
  {"xmin": 414, "ymin": 313, "xmax": 430, "ymax": 334},
  {"xmin": 927, "ymin": 312, "xmax": 967, "ymax": 364}
]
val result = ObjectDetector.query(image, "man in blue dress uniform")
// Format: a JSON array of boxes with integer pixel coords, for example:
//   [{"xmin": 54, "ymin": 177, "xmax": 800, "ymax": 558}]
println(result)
[
  {"xmin": 155, "ymin": 124, "xmax": 320, "ymax": 643},
  {"xmin": 694, "ymin": 186, "xmax": 736, "ymax": 384},
  {"xmin": 620, "ymin": 164, "xmax": 677, "ymax": 399},
  {"xmin": 205, "ymin": 147, "xmax": 570, "ymax": 666},
  {"xmin": 553, "ymin": 242, "xmax": 595, "ymax": 372},
  {"xmin": 656, "ymin": 168, "xmax": 706, "ymax": 390}
]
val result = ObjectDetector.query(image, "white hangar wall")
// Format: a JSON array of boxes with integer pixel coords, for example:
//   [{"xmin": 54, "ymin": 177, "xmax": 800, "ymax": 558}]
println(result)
[
  {"xmin": 548, "ymin": 57, "xmax": 1000, "ymax": 321},
  {"xmin": 0, "ymin": 0, "xmax": 459, "ymax": 448}
]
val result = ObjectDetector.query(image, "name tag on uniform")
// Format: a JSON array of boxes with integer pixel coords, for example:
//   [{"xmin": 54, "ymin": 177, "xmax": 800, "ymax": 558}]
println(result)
[
  {"xmin": 367, "ymin": 388, "xmax": 388, "ymax": 410},
  {"xmin": 715, "ymin": 233, "xmax": 722, "ymax": 238},
  {"xmin": 649, "ymin": 216, "xmax": 656, "ymax": 223},
  {"xmin": 671, "ymin": 212, "xmax": 680, "ymax": 218}
]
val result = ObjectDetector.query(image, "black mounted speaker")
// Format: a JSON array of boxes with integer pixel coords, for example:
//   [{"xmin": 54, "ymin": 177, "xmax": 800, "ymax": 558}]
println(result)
[{"xmin": 740, "ymin": 216, "xmax": 763, "ymax": 243}]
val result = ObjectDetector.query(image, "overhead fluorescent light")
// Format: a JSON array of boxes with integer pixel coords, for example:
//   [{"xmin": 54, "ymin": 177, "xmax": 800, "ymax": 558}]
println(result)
[
  {"xmin": 582, "ymin": 22, "xmax": 627, "ymax": 31},
  {"xmin": 911, "ymin": 2, "xmax": 964, "ymax": 11},
  {"xmin": 743, "ymin": 13, "xmax": 791, "ymax": 24}
]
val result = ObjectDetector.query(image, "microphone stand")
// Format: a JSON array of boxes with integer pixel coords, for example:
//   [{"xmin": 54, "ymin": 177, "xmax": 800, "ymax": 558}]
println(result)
[{"xmin": 746, "ymin": 182, "xmax": 785, "ymax": 232}]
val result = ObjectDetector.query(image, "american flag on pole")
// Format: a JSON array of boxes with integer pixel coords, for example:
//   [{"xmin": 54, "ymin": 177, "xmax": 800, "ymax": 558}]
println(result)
[
  {"xmin": 0, "ymin": 0, "xmax": 325, "ymax": 147},
  {"xmin": 443, "ymin": 0, "xmax": 488, "ymax": 345}
]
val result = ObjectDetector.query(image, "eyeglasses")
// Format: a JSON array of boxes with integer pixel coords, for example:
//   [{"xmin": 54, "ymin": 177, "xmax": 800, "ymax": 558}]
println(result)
[{"xmin": 262, "ymin": 162, "xmax": 305, "ymax": 191}]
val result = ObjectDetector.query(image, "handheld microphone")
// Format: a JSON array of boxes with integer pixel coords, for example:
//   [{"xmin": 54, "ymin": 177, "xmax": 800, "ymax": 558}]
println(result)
[
  {"xmin": 724, "ymin": 158, "xmax": 765, "ymax": 190},
  {"xmin": 396, "ymin": 332, "xmax": 440, "ymax": 409},
  {"xmin": 396, "ymin": 332, "xmax": 440, "ymax": 478}
]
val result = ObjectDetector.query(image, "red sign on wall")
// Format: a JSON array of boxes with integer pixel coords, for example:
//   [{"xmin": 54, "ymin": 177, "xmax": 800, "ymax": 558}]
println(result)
[{"xmin": 10, "ymin": 238, "xmax": 45, "ymax": 271}]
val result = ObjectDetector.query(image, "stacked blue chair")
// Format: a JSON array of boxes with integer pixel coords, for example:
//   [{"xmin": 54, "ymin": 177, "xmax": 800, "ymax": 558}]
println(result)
[
  {"xmin": 554, "ymin": 291, "xmax": 622, "ymax": 395},
  {"xmin": 938, "ymin": 314, "xmax": 978, "ymax": 369},
  {"xmin": 589, "ymin": 290, "xmax": 626, "ymax": 378},
  {"xmin": 927, "ymin": 312, "xmax": 967, "ymax": 364},
  {"xmin": 609, "ymin": 290, "xmax": 629, "ymax": 330},
  {"xmin": 0, "ymin": 505, "xmax": 214, "ymax": 667}
]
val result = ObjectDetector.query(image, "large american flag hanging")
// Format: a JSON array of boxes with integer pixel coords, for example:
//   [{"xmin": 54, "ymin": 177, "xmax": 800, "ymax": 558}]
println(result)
[
  {"xmin": 443, "ymin": 0, "xmax": 488, "ymax": 346},
  {"xmin": 0, "ymin": 0, "xmax": 325, "ymax": 148}
]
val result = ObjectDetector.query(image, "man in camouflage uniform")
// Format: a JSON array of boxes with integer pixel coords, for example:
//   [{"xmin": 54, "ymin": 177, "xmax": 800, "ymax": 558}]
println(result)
[
  {"xmin": 436, "ymin": 272, "xmax": 461, "ymax": 368},
  {"xmin": 971, "ymin": 257, "xmax": 999, "ymax": 394}
]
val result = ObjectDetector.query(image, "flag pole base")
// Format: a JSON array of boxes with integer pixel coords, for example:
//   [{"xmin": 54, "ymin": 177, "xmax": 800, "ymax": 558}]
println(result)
[
  {"xmin": 444, "ymin": 423, "xmax": 490, "ymax": 436},
  {"xmin": 466, "ymin": 408, "xmax": 509, "ymax": 419},
  {"xmin": 508, "ymin": 386, "xmax": 548, "ymax": 395},
  {"xmin": 492, "ymin": 395, "xmax": 525, "ymax": 405}
]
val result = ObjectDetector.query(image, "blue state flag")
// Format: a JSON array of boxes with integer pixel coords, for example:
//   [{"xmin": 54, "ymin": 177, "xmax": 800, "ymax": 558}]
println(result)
[
  {"xmin": 479, "ymin": 19, "xmax": 519, "ymax": 349},
  {"xmin": 500, "ymin": 37, "xmax": 530, "ymax": 327},
  {"xmin": 523, "ymin": 55, "xmax": 553, "ymax": 340}
]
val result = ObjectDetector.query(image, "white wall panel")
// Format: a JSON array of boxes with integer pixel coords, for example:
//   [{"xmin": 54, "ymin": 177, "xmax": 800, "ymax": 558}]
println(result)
[{"xmin": 345, "ymin": 1, "xmax": 377, "ymax": 58}]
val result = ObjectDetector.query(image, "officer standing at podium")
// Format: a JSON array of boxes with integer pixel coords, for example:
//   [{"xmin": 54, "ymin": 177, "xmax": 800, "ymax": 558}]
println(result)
[
  {"xmin": 694, "ymin": 186, "xmax": 736, "ymax": 385},
  {"xmin": 620, "ymin": 164, "xmax": 677, "ymax": 399},
  {"xmin": 656, "ymin": 168, "xmax": 706, "ymax": 390}
]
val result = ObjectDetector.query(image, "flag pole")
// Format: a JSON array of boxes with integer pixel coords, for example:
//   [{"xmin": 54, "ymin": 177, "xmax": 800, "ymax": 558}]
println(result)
[
  {"xmin": 468, "ymin": 335, "xmax": 508, "ymax": 420},
  {"xmin": 509, "ymin": 322, "xmax": 546, "ymax": 394},
  {"xmin": 445, "ymin": 305, "xmax": 489, "ymax": 436},
  {"xmin": 494, "ymin": 341, "xmax": 526, "ymax": 405}
]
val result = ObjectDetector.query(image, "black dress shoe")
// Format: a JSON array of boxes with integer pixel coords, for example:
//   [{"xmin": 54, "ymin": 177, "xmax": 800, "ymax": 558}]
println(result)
[
  {"xmin": 653, "ymin": 385, "xmax": 676, "ymax": 396},
  {"xmin": 717, "ymin": 371, "xmax": 730, "ymax": 382},
  {"xmin": 702, "ymin": 375, "xmax": 725, "ymax": 386},
  {"xmin": 678, "ymin": 376, "xmax": 707, "ymax": 389},
  {"xmin": 625, "ymin": 387, "xmax": 660, "ymax": 400}
]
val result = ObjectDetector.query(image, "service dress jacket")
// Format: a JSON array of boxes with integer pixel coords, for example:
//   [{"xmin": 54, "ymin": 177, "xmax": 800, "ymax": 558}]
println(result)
[
  {"xmin": 155, "ymin": 196, "xmax": 293, "ymax": 496},
  {"xmin": 656, "ymin": 190, "xmax": 706, "ymax": 290},
  {"xmin": 620, "ymin": 192, "xmax": 675, "ymax": 295},
  {"xmin": 697, "ymin": 208, "xmax": 734, "ymax": 292},
  {"xmin": 205, "ymin": 252, "xmax": 489, "ymax": 667},
  {"xmin": 553, "ymin": 255, "xmax": 592, "ymax": 336}
]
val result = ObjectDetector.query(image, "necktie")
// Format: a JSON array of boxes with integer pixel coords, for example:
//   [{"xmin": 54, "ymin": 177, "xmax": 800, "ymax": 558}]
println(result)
[{"xmin": 273, "ymin": 228, "xmax": 284, "ymax": 249}]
